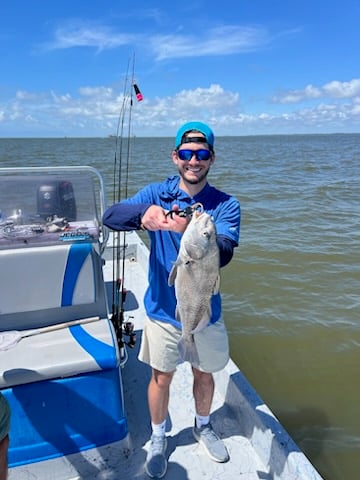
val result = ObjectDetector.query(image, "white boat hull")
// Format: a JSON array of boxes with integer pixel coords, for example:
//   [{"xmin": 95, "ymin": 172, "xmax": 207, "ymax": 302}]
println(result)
[{"xmin": 0, "ymin": 168, "xmax": 324, "ymax": 479}]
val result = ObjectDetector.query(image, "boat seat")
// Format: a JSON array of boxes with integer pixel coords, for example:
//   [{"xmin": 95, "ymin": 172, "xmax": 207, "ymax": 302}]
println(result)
[
  {"xmin": 0, "ymin": 242, "xmax": 126, "ymax": 464},
  {"xmin": 0, "ymin": 317, "xmax": 118, "ymax": 389},
  {"xmin": 0, "ymin": 242, "xmax": 108, "ymax": 331},
  {"xmin": 0, "ymin": 316, "xmax": 127, "ymax": 467},
  {"xmin": 0, "ymin": 170, "xmax": 128, "ymax": 469}
]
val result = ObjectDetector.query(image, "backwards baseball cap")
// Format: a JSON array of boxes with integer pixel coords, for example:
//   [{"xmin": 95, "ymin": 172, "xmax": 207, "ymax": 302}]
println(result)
[{"xmin": 175, "ymin": 121, "xmax": 215, "ymax": 150}]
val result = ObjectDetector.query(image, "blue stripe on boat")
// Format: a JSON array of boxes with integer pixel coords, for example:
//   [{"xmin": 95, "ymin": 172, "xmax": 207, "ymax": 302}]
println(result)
[
  {"xmin": 61, "ymin": 243, "xmax": 92, "ymax": 306},
  {"xmin": 69, "ymin": 324, "xmax": 117, "ymax": 370}
]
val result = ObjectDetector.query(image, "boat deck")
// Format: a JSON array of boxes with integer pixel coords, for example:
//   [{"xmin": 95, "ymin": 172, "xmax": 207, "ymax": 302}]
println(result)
[
  {"xmin": 5, "ymin": 229, "xmax": 323, "ymax": 480},
  {"xmin": 102, "ymin": 235, "xmax": 268, "ymax": 479},
  {"xmin": 121, "ymin": 342, "xmax": 269, "ymax": 479},
  {"xmin": 99, "ymin": 232, "xmax": 322, "ymax": 480}
]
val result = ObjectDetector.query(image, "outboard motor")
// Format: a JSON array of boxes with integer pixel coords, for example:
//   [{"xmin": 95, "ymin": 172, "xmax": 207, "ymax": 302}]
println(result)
[{"xmin": 37, "ymin": 180, "xmax": 77, "ymax": 221}]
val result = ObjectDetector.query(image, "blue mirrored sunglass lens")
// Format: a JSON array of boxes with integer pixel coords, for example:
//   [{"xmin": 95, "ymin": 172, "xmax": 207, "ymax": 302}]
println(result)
[
  {"xmin": 178, "ymin": 149, "xmax": 211, "ymax": 161},
  {"xmin": 196, "ymin": 149, "xmax": 211, "ymax": 160}
]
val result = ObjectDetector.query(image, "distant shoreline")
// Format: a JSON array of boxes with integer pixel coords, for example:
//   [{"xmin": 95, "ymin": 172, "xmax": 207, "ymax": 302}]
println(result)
[{"xmin": 1, "ymin": 132, "xmax": 359, "ymax": 140}]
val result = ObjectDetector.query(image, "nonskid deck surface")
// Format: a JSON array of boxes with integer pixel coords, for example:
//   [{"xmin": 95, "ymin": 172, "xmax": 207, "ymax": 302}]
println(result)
[
  {"xmin": 122, "ymin": 341, "xmax": 269, "ymax": 480},
  {"xmin": 103, "ymin": 243, "xmax": 271, "ymax": 479},
  {"xmin": 7, "ymin": 232, "xmax": 321, "ymax": 480},
  {"xmin": 103, "ymin": 236, "xmax": 323, "ymax": 479}
]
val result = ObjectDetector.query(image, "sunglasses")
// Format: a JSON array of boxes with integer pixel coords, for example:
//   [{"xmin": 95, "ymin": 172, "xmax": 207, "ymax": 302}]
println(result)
[{"xmin": 177, "ymin": 149, "xmax": 212, "ymax": 161}]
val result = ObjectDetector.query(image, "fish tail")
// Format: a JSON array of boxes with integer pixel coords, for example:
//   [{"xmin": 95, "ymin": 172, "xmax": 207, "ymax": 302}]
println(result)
[{"xmin": 178, "ymin": 335, "xmax": 200, "ymax": 365}]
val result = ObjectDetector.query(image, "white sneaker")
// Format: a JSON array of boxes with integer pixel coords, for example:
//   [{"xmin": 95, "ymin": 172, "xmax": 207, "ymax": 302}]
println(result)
[
  {"xmin": 193, "ymin": 421, "xmax": 229, "ymax": 463},
  {"xmin": 145, "ymin": 434, "xmax": 168, "ymax": 478}
]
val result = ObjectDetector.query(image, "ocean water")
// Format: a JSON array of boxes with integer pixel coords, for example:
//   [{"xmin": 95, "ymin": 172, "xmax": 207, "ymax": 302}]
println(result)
[{"xmin": 1, "ymin": 134, "xmax": 359, "ymax": 479}]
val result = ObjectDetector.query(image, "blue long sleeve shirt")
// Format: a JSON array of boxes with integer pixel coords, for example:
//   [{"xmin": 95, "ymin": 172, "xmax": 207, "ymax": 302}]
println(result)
[{"xmin": 103, "ymin": 175, "xmax": 240, "ymax": 329}]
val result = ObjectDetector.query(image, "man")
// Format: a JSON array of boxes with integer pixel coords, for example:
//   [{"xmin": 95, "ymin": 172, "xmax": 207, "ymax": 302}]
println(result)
[
  {"xmin": 103, "ymin": 121, "xmax": 240, "ymax": 478},
  {"xmin": 0, "ymin": 393, "xmax": 10, "ymax": 480}
]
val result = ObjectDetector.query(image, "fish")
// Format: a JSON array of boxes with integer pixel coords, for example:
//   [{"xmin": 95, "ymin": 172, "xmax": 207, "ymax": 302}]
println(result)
[{"xmin": 168, "ymin": 210, "xmax": 220, "ymax": 364}]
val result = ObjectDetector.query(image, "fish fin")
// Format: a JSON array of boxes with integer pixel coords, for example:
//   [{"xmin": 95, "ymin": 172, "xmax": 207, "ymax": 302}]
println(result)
[
  {"xmin": 168, "ymin": 264, "xmax": 177, "ymax": 286},
  {"xmin": 191, "ymin": 313, "xmax": 211, "ymax": 334},
  {"xmin": 213, "ymin": 274, "xmax": 220, "ymax": 295},
  {"xmin": 178, "ymin": 335, "xmax": 200, "ymax": 365}
]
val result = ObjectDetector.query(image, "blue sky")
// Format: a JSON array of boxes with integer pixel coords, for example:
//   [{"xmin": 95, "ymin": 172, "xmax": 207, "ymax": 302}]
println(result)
[{"xmin": 1, "ymin": 0, "xmax": 359, "ymax": 137}]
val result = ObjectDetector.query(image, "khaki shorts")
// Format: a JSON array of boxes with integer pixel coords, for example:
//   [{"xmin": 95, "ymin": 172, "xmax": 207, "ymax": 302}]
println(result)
[
  {"xmin": 138, "ymin": 318, "xmax": 229, "ymax": 373},
  {"xmin": 0, "ymin": 394, "xmax": 10, "ymax": 441}
]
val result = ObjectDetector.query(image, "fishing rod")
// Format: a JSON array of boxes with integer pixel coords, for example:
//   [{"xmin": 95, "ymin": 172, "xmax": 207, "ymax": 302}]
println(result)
[
  {"xmin": 111, "ymin": 57, "xmax": 130, "ymax": 353},
  {"xmin": 110, "ymin": 54, "xmax": 143, "ymax": 361}
]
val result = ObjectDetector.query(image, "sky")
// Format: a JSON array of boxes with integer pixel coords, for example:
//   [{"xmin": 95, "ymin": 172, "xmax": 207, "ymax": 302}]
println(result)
[{"xmin": 1, "ymin": 0, "xmax": 360, "ymax": 137}]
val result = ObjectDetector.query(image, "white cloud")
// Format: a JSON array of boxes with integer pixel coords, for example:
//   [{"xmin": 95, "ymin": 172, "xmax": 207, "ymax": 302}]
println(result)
[
  {"xmin": 1, "ymin": 82, "xmax": 359, "ymax": 136},
  {"xmin": 42, "ymin": 23, "xmax": 137, "ymax": 52},
  {"xmin": 272, "ymin": 79, "xmax": 360, "ymax": 104},
  {"xmin": 322, "ymin": 79, "xmax": 360, "ymax": 98},
  {"xmin": 151, "ymin": 26, "xmax": 269, "ymax": 60},
  {"xmin": 78, "ymin": 86, "xmax": 114, "ymax": 98},
  {"xmin": 16, "ymin": 90, "xmax": 39, "ymax": 100},
  {"xmin": 173, "ymin": 84, "xmax": 239, "ymax": 109},
  {"xmin": 50, "ymin": 91, "xmax": 72, "ymax": 103},
  {"xmin": 40, "ymin": 21, "xmax": 269, "ymax": 60}
]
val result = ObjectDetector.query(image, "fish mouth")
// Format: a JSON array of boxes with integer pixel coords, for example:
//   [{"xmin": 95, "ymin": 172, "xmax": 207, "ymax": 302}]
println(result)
[
  {"xmin": 192, "ymin": 211, "xmax": 202, "ymax": 219},
  {"xmin": 189, "ymin": 203, "xmax": 204, "ymax": 219}
]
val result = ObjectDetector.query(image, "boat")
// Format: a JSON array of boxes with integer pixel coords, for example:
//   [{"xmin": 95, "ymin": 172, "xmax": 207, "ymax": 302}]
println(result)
[{"xmin": 0, "ymin": 166, "xmax": 324, "ymax": 479}]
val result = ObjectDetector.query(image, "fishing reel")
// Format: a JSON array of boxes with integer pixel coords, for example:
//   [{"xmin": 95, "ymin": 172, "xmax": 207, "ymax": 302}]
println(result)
[
  {"xmin": 123, "ymin": 318, "xmax": 136, "ymax": 348},
  {"xmin": 111, "ymin": 313, "xmax": 136, "ymax": 368},
  {"xmin": 110, "ymin": 311, "xmax": 136, "ymax": 351},
  {"xmin": 165, "ymin": 202, "xmax": 204, "ymax": 219}
]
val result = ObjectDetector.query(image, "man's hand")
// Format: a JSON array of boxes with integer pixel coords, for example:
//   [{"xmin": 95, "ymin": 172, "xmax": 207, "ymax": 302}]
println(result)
[{"xmin": 141, "ymin": 205, "xmax": 188, "ymax": 233}]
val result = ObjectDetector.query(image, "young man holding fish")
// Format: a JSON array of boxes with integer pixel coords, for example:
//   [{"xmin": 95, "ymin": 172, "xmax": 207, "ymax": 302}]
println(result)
[{"xmin": 103, "ymin": 121, "xmax": 240, "ymax": 478}]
